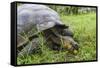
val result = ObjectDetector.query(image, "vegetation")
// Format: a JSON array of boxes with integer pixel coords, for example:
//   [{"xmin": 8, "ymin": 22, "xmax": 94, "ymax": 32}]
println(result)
[
  {"xmin": 47, "ymin": 5, "xmax": 96, "ymax": 15},
  {"xmin": 17, "ymin": 3, "xmax": 97, "ymax": 65},
  {"xmin": 17, "ymin": 12, "xmax": 96, "ymax": 65}
]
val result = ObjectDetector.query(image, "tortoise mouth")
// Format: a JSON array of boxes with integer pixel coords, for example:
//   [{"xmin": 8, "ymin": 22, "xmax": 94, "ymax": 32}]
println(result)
[
  {"xmin": 63, "ymin": 41, "xmax": 79, "ymax": 50},
  {"xmin": 61, "ymin": 37, "xmax": 79, "ymax": 54}
]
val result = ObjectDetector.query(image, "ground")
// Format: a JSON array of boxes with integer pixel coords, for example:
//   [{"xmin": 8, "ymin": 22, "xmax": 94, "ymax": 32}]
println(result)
[{"xmin": 17, "ymin": 13, "xmax": 97, "ymax": 65}]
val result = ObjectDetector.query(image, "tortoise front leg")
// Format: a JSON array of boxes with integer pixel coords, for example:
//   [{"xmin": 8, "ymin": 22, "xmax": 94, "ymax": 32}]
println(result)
[{"xmin": 18, "ymin": 38, "xmax": 40, "ymax": 57}]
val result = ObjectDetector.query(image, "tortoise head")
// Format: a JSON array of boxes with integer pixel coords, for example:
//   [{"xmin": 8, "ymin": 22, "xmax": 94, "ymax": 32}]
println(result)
[
  {"xmin": 60, "ymin": 36, "xmax": 79, "ymax": 54},
  {"xmin": 51, "ymin": 25, "xmax": 79, "ymax": 54}
]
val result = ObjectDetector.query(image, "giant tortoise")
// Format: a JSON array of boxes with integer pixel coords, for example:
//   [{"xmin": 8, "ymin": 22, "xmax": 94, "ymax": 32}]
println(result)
[{"xmin": 17, "ymin": 4, "xmax": 79, "ymax": 56}]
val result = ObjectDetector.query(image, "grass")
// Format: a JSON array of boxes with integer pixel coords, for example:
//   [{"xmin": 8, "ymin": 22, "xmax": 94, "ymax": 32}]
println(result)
[{"xmin": 17, "ymin": 13, "xmax": 97, "ymax": 65}]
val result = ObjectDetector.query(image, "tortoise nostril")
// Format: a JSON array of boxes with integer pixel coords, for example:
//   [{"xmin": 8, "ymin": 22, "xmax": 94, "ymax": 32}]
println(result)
[{"xmin": 74, "ymin": 44, "xmax": 79, "ymax": 50}]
